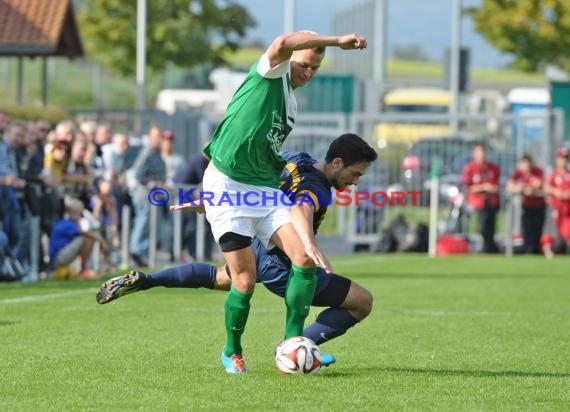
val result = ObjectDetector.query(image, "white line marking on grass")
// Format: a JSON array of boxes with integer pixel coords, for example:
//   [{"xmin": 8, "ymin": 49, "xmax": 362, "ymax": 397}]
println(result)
[
  {"xmin": 385, "ymin": 309, "xmax": 524, "ymax": 317},
  {"xmin": 0, "ymin": 289, "xmax": 93, "ymax": 305}
]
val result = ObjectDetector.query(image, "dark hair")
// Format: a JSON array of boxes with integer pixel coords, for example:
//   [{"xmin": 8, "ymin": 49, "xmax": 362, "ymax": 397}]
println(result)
[
  {"xmin": 325, "ymin": 133, "xmax": 378, "ymax": 166},
  {"xmin": 8, "ymin": 119, "xmax": 26, "ymax": 133},
  {"xmin": 473, "ymin": 141, "xmax": 486, "ymax": 150},
  {"xmin": 521, "ymin": 153, "xmax": 533, "ymax": 163}
]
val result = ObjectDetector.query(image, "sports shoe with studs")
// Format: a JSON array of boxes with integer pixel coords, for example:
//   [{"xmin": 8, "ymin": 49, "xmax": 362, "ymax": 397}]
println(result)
[
  {"xmin": 320, "ymin": 353, "xmax": 336, "ymax": 367},
  {"xmin": 96, "ymin": 270, "xmax": 147, "ymax": 304},
  {"xmin": 221, "ymin": 350, "xmax": 247, "ymax": 375}
]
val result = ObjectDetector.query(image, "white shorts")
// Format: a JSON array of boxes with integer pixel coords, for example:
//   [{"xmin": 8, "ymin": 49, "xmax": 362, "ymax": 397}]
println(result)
[{"xmin": 202, "ymin": 168, "xmax": 292, "ymax": 248}]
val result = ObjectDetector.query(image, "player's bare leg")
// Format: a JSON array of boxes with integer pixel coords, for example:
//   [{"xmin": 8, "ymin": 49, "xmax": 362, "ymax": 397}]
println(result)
[
  {"xmin": 340, "ymin": 282, "xmax": 374, "ymax": 320},
  {"xmin": 304, "ymin": 280, "xmax": 373, "ymax": 347}
]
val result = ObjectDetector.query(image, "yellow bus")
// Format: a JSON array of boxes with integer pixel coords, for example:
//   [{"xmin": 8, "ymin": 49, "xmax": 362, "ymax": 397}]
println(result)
[{"xmin": 374, "ymin": 87, "xmax": 452, "ymax": 148}]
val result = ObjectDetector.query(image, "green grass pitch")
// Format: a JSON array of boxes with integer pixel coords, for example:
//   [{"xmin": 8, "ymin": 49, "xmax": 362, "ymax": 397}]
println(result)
[{"xmin": 1, "ymin": 255, "xmax": 569, "ymax": 411}]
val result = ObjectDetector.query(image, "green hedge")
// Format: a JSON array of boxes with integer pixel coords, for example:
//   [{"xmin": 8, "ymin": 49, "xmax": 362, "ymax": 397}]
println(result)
[{"xmin": 0, "ymin": 103, "xmax": 70, "ymax": 126}]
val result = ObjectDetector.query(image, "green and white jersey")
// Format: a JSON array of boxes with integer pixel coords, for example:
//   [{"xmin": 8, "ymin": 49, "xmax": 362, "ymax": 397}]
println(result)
[{"xmin": 203, "ymin": 53, "xmax": 297, "ymax": 188}]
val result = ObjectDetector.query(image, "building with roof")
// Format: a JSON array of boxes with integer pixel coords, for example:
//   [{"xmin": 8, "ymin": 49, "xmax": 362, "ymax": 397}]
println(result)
[{"xmin": 0, "ymin": 0, "xmax": 84, "ymax": 104}]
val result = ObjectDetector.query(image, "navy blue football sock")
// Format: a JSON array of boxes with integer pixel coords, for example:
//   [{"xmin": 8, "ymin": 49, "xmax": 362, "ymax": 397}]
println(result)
[
  {"xmin": 302, "ymin": 308, "xmax": 359, "ymax": 345},
  {"xmin": 139, "ymin": 263, "xmax": 217, "ymax": 290}
]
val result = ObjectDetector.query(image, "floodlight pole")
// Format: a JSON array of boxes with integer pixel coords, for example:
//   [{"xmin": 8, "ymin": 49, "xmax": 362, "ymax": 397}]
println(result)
[
  {"xmin": 284, "ymin": 0, "xmax": 295, "ymax": 32},
  {"xmin": 450, "ymin": 0, "xmax": 462, "ymax": 134},
  {"xmin": 136, "ymin": 0, "xmax": 147, "ymax": 115},
  {"xmin": 17, "ymin": 57, "xmax": 23, "ymax": 105},
  {"xmin": 373, "ymin": 0, "xmax": 387, "ymax": 85},
  {"xmin": 366, "ymin": 0, "xmax": 388, "ymax": 114}
]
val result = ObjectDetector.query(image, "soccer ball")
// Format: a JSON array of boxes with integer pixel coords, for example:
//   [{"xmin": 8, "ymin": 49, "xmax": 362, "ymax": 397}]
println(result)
[{"xmin": 275, "ymin": 336, "xmax": 321, "ymax": 375}]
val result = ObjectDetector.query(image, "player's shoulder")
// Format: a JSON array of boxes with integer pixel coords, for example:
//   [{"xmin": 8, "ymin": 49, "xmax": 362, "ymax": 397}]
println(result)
[
  {"xmin": 255, "ymin": 52, "xmax": 290, "ymax": 80},
  {"xmin": 282, "ymin": 151, "xmax": 315, "ymax": 164}
]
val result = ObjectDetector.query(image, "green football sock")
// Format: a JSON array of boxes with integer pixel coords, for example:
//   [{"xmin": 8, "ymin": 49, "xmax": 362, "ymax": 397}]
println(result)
[
  {"xmin": 223, "ymin": 285, "xmax": 252, "ymax": 357},
  {"xmin": 284, "ymin": 264, "xmax": 317, "ymax": 339}
]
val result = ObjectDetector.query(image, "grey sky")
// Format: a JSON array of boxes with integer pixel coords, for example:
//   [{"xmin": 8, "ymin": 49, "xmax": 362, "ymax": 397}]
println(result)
[{"xmin": 236, "ymin": 0, "xmax": 510, "ymax": 68}]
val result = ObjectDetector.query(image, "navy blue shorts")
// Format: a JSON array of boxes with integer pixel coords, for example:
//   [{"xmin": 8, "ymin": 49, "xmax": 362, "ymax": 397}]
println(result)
[{"xmin": 249, "ymin": 238, "xmax": 351, "ymax": 307}]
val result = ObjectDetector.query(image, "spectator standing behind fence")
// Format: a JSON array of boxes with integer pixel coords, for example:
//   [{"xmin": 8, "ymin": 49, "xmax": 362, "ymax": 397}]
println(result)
[
  {"xmin": 461, "ymin": 143, "xmax": 500, "ymax": 253},
  {"xmin": 63, "ymin": 139, "xmax": 93, "ymax": 209},
  {"xmin": 161, "ymin": 131, "xmax": 185, "ymax": 186},
  {"xmin": 14, "ymin": 124, "xmax": 47, "ymax": 272},
  {"xmin": 128, "ymin": 125, "xmax": 166, "ymax": 266},
  {"xmin": 46, "ymin": 121, "xmax": 74, "ymax": 154},
  {"xmin": 544, "ymin": 147, "xmax": 570, "ymax": 253},
  {"xmin": 0, "ymin": 122, "xmax": 27, "ymax": 256},
  {"xmin": 89, "ymin": 123, "xmax": 119, "ymax": 248},
  {"xmin": 80, "ymin": 121, "xmax": 97, "ymax": 153},
  {"xmin": 174, "ymin": 151, "xmax": 215, "ymax": 261},
  {"xmin": 34, "ymin": 119, "xmax": 52, "ymax": 148},
  {"xmin": 88, "ymin": 123, "xmax": 112, "ymax": 173},
  {"xmin": 43, "ymin": 139, "xmax": 70, "ymax": 180},
  {"xmin": 42, "ymin": 138, "xmax": 71, "ymax": 222},
  {"xmin": 102, "ymin": 133, "xmax": 135, "ymax": 184},
  {"xmin": 31, "ymin": 120, "xmax": 51, "ymax": 175},
  {"xmin": 102, "ymin": 132, "xmax": 138, "ymax": 211},
  {"xmin": 506, "ymin": 154, "xmax": 545, "ymax": 254},
  {"xmin": 0, "ymin": 109, "xmax": 9, "ymax": 136},
  {"xmin": 19, "ymin": 126, "xmax": 50, "ymax": 274},
  {"xmin": 20, "ymin": 124, "xmax": 45, "ymax": 182},
  {"xmin": 160, "ymin": 130, "xmax": 185, "ymax": 260}
]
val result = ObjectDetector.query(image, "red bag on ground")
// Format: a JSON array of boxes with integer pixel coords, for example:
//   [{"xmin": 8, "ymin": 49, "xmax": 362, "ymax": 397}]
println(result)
[{"xmin": 436, "ymin": 234, "xmax": 469, "ymax": 256}]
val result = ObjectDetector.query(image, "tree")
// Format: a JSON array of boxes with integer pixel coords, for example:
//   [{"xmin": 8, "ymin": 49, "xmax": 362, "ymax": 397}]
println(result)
[
  {"xmin": 78, "ymin": 0, "xmax": 256, "ymax": 76},
  {"xmin": 467, "ymin": 0, "xmax": 570, "ymax": 72}
]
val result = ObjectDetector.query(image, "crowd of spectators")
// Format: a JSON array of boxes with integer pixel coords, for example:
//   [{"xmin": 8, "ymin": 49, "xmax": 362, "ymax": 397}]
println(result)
[
  {"xmin": 461, "ymin": 143, "xmax": 570, "ymax": 255},
  {"xmin": 2, "ymin": 108, "xmax": 569, "ymax": 280},
  {"xmin": 0, "ymin": 110, "xmax": 210, "ymax": 281}
]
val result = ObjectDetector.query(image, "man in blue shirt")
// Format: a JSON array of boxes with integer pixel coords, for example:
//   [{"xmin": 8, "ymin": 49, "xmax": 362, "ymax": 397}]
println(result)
[
  {"xmin": 50, "ymin": 198, "xmax": 107, "ymax": 280},
  {"xmin": 0, "ymin": 122, "xmax": 26, "ymax": 256}
]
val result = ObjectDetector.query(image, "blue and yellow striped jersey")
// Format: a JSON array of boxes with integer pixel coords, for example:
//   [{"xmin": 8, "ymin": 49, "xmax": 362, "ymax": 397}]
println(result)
[{"xmin": 279, "ymin": 152, "xmax": 332, "ymax": 235}]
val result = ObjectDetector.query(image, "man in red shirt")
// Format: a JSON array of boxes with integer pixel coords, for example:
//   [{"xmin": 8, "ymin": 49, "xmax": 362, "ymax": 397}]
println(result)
[
  {"xmin": 544, "ymin": 147, "xmax": 570, "ymax": 253},
  {"xmin": 506, "ymin": 154, "xmax": 545, "ymax": 254},
  {"xmin": 461, "ymin": 143, "xmax": 500, "ymax": 253}
]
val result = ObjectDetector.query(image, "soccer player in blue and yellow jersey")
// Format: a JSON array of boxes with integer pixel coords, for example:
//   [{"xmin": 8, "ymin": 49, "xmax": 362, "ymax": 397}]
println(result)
[{"xmin": 97, "ymin": 134, "xmax": 378, "ymax": 368}]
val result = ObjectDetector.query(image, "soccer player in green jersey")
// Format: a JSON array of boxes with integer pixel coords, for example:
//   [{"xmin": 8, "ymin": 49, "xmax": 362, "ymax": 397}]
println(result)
[{"xmin": 202, "ymin": 31, "xmax": 367, "ymax": 374}]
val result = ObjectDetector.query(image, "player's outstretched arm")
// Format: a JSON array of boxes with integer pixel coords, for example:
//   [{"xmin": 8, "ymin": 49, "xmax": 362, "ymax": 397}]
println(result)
[
  {"xmin": 290, "ymin": 199, "xmax": 333, "ymax": 273},
  {"xmin": 170, "ymin": 203, "xmax": 206, "ymax": 213},
  {"xmin": 267, "ymin": 31, "xmax": 367, "ymax": 68}
]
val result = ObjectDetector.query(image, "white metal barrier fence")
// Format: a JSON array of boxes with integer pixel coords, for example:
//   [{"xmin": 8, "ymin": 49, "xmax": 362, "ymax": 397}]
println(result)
[
  {"xmin": 16, "ymin": 109, "xmax": 568, "ymax": 281},
  {"xmin": 289, "ymin": 110, "xmax": 565, "ymax": 253}
]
